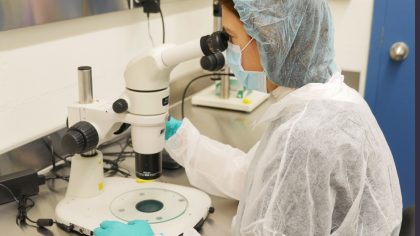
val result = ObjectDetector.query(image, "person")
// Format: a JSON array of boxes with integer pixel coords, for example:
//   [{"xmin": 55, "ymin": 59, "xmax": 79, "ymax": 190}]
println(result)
[{"xmin": 95, "ymin": 0, "xmax": 402, "ymax": 235}]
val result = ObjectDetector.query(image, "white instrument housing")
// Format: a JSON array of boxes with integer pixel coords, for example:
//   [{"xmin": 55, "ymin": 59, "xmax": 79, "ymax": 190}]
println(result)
[
  {"xmin": 56, "ymin": 177, "xmax": 212, "ymax": 236},
  {"xmin": 58, "ymin": 36, "xmax": 220, "ymax": 236}
]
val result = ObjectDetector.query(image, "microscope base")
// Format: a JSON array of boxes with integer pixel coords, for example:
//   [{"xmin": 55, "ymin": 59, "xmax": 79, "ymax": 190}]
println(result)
[
  {"xmin": 191, "ymin": 85, "xmax": 269, "ymax": 112},
  {"xmin": 56, "ymin": 177, "xmax": 212, "ymax": 236}
]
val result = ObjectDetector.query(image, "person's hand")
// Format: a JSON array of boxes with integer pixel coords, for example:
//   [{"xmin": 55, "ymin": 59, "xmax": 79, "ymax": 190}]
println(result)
[
  {"xmin": 94, "ymin": 220, "xmax": 154, "ymax": 236},
  {"xmin": 165, "ymin": 117, "xmax": 182, "ymax": 141}
]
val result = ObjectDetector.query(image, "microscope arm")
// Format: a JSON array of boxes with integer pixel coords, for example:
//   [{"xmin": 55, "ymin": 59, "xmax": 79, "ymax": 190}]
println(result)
[{"xmin": 63, "ymin": 31, "xmax": 228, "ymax": 180}]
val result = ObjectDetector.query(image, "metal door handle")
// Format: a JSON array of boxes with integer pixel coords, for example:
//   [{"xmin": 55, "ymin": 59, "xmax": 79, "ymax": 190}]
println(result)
[{"xmin": 389, "ymin": 42, "xmax": 409, "ymax": 61}]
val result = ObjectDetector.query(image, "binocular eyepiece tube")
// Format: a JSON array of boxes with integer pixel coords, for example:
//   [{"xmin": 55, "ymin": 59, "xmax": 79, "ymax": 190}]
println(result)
[
  {"xmin": 200, "ymin": 31, "xmax": 229, "ymax": 56},
  {"xmin": 161, "ymin": 30, "xmax": 228, "ymax": 68}
]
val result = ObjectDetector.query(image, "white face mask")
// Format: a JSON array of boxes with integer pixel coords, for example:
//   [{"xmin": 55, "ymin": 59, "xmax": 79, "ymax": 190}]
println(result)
[{"xmin": 226, "ymin": 38, "xmax": 267, "ymax": 93}]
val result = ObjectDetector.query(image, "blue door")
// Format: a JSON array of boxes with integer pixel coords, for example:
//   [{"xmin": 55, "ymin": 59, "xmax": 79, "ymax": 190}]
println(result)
[{"xmin": 365, "ymin": 0, "xmax": 415, "ymax": 206}]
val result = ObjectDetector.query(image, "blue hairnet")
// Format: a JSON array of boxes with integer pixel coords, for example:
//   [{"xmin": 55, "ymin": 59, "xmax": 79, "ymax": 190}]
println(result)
[{"xmin": 232, "ymin": 0, "xmax": 338, "ymax": 88}]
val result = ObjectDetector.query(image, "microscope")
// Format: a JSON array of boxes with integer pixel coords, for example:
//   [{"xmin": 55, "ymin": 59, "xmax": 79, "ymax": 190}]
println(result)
[{"xmin": 56, "ymin": 32, "xmax": 228, "ymax": 236}]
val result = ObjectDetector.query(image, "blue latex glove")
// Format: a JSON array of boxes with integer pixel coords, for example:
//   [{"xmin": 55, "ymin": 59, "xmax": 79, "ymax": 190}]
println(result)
[
  {"xmin": 165, "ymin": 117, "xmax": 182, "ymax": 141},
  {"xmin": 94, "ymin": 220, "xmax": 154, "ymax": 236}
]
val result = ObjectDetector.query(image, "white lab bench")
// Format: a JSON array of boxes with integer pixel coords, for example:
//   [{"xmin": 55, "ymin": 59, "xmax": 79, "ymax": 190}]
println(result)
[{"xmin": 0, "ymin": 94, "xmax": 274, "ymax": 236}]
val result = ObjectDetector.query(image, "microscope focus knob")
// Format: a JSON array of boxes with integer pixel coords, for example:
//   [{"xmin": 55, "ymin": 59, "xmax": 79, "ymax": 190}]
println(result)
[
  {"xmin": 112, "ymin": 99, "xmax": 128, "ymax": 113},
  {"xmin": 61, "ymin": 121, "xmax": 99, "ymax": 155}
]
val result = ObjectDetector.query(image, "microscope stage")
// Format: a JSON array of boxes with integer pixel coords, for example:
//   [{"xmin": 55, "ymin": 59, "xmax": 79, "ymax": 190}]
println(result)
[{"xmin": 56, "ymin": 177, "xmax": 212, "ymax": 236}]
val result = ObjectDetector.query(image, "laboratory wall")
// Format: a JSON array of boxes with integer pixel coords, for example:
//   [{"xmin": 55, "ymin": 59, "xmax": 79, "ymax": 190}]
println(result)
[
  {"xmin": 0, "ymin": 0, "xmax": 213, "ymax": 154},
  {"xmin": 0, "ymin": 0, "xmax": 375, "ymax": 154},
  {"xmin": 329, "ymin": 0, "xmax": 374, "ymax": 95}
]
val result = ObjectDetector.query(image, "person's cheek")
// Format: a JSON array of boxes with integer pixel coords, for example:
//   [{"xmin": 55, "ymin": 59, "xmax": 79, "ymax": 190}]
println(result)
[
  {"xmin": 242, "ymin": 43, "xmax": 264, "ymax": 72},
  {"xmin": 231, "ymin": 36, "xmax": 240, "ymax": 45}
]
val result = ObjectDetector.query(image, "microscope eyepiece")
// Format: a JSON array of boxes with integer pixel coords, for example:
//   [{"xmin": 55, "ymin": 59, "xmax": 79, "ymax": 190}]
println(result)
[
  {"xmin": 200, "ymin": 52, "xmax": 225, "ymax": 71},
  {"xmin": 200, "ymin": 31, "xmax": 229, "ymax": 56}
]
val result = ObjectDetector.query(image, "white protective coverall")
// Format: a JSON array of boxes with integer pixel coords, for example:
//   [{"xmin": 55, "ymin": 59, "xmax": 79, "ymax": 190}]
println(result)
[{"xmin": 165, "ymin": 73, "xmax": 402, "ymax": 235}]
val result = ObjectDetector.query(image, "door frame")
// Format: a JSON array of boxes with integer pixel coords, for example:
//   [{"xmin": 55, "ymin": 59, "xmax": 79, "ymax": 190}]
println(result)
[{"xmin": 365, "ymin": 0, "xmax": 387, "ymax": 105}]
